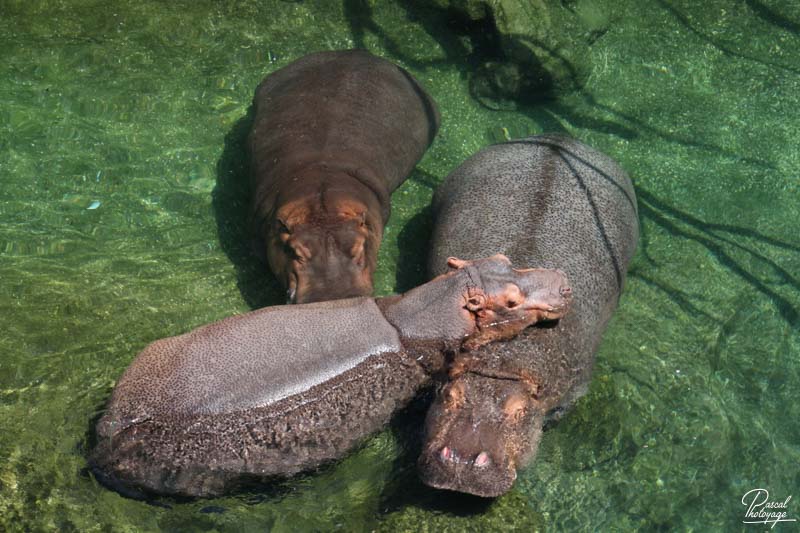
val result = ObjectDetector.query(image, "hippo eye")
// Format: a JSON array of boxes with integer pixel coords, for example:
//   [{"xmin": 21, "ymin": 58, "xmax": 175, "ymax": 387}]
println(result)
[
  {"xmin": 443, "ymin": 382, "xmax": 465, "ymax": 409},
  {"xmin": 445, "ymin": 390, "xmax": 460, "ymax": 408},
  {"xmin": 503, "ymin": 395, "xmax": 528, "ymax": 424},
  {"xmin": 501, "ymin": 284, "xmax": 524, "ymax": 310},
  {"xmin": 277, "ymin": 219, "xmax": 291, "ymax": 234}
]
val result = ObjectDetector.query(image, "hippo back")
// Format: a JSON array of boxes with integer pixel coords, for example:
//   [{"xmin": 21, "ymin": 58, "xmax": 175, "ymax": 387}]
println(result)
[
  {"xmin": 249, "ymin": 49, "xmax": 440, "ymax": 196},
  {"xmin": 98, "ymin": 297, "xmax": 402, "ymax": 436},
  {"xmin": 429, "ymin": 134, "xmax": 639, "ymax": 406}
]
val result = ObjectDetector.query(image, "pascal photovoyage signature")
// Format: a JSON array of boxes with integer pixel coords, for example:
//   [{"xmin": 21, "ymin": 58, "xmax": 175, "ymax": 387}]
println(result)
[{"xmin": 742, "ymin": 488, "xmax": 797, "ymax": 529}]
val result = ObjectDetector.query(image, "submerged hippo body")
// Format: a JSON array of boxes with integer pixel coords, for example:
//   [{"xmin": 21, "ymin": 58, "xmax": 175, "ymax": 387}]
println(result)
[
  {"xmin": 419, "ymin": 135, "xmax": 639, "ymax": 497},
  {"xmin": 249, "ymin": 49, "xmax": 440, "ymax": 303},
  {"xmin": 90, "ymin": 255, "xmax": 570, "ymax": 498}
]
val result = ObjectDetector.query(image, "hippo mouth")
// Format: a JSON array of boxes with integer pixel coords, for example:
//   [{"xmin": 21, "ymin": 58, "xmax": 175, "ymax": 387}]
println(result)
[
  {"xmin": 521, "ymin": 284, "xmax": 572, "ymax": 322},
  {"xmin": 466, "ymin": 302, "xmax": 568, "ymax": 352},
  {"xmin": 418, "ymin": 444, "xmax": 517, "ymax": 498},
  {"xmin": 531, "ymin": 302, "xmax": 569, "ymax": 321},
  {"xmin": 417, "ymin": 376, "xmax": 522, "ymax": 498},
  {"xmin": 496, "ymin": 302, "xmax": 569, "ymax": 326}
]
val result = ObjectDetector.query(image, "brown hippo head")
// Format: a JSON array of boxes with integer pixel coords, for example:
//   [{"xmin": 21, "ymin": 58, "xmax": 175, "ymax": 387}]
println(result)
[
  {"xmin": 268, "ymin": 197, "xmax": 381, "ymax": 304},
  {"xmin": 418, "ymin": 368, "xmax": 545, "ymax": 498}
]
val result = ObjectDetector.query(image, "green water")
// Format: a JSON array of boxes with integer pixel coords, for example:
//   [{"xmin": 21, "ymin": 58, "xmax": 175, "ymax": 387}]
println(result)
[{"xmin": 1, "ymin": 0, "xmax": 798, "ymax": 530}]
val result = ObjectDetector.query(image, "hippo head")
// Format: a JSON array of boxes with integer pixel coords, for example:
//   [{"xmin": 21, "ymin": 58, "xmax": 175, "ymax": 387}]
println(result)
[
  {"xmin": 445, "ymin": 255, "xmax": 571, "ymax": 351},
  {"xmin": 418, "ymin": 370, "xmax": 544, "ymax": 498},
  {"xmin": 268, "ymin": 201, "xmax": 379, "ymax": 304}
]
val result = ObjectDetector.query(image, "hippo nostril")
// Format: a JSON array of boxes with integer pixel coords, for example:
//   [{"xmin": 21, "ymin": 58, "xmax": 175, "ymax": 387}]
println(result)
[
  {"xmin": 560, "ymin": 286, "xmax": 572, "ymax": 297},
  {"xmin": 474, "ymin": 452, "xmax": 490, "ymax": 468}
]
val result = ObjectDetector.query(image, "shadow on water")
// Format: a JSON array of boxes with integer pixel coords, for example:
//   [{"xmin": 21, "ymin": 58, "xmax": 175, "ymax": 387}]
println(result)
[
  {"xmin": 392, "ymin": 167, "xmax": 440, "ymax": 294},
  {"xmin": 344, "ymin": 0, "xmax": 476, "ymax": 70},
  {"xmin": 343, "ymin": 0, "xmax": 569, "ymax": 102},
  {"xmin": 407, "ymin": 167, "xmax": 441, "ymax": 191},
  {"xmin": 212, "ymin": 109, "xmax": 285, "ymax": 309},
  {"xmin": 744, "ymin": 0, "xmax": 800, "ymax": 33},
  {"xmin": 394, "ymin": 204, "xmax": 434, "ymax": 294},
  {"xmin": 342, "ymin": 1, "xmax": 800, "ymax": 329},
  {"xmin": 631, "ymin": 183, "xmax": 800, "ymax": 327},
  {"xmin": 345, "ymin": 1, "xmax": 780, "ymax": 166},
  {"xmin": 636, "ymin": 189, "xmax": 800, "ymax": 326},
  {"xmin": 629, "ymin": 267, "xmax": 718, "ymax": 322},
  {"xmin": 658, "ymin": 0, "xmax": 800, "ymax": 75}
]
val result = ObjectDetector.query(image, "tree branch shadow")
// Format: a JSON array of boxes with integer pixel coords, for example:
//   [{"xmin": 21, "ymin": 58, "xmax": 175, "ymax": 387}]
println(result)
[
  {"xmin": 744, "ymin": 0, "xmax": 800, "ymax": 34},
  {"xmin": 342, "ymin": 0, "xmax": 465, "ymax": 70},
  {"xmin": 343, "ymin": 1, "xmax": 782, "ymax": 170},
  {"xmin": 394, "ymin": 205, "xmax": 433, "ymax": 294},
  {"xmin": 211, "ymin": 109, "xmax": 284, "ymax": 310},
  {"xmin": 657, "ymin": 0, "xmax": 800, "ymax": 75},
  {"xmin": 637, "ymin": 188, "xmax": 799, "ymax": 326},
  {"xmin": 629, "ymin": 268, "xmax": 719, "ymax": 322}
]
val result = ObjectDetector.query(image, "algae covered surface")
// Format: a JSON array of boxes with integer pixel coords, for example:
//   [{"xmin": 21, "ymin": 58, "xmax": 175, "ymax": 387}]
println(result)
[{"xmin": 1, "ymin": 0, "xmax": 799, "ymax": 530}]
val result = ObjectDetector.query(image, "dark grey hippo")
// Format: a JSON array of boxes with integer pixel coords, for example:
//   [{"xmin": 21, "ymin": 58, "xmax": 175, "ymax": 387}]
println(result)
[
  {"xmin": 90, "ymin": 255, "xmax": 571, "ymax": 497},
  {"xmin": 249, "ymin": 49, "xmax": 440, "ymax": 303},
  {"xmin": 418, "ymin": 134, "xmax": 639, "ymax": 497}
]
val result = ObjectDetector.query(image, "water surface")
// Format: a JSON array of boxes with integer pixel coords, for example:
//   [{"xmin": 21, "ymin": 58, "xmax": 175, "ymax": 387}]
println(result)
[{"xmin": 1, "ymin": 0, "xmax": 798, "ymax": 530}]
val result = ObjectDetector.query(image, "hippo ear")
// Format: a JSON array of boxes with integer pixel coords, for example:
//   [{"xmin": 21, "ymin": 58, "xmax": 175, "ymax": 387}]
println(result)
[
  {"xmin": 489, "ymin": 253, "xmax": 512, "ymax": 264},
  {"xmin": 447, "ymin": 257, "xmax": 469, "ymax": 270},
  {"xmin": 465, "ymin": 289, "xmax": 486, "ymax": 311},
  {"xmin": 442, "ymin": 380, "xmax": 466, "ymax": 410},
  {"xmin": 502, "ymin": 395, "xmax": 529, "ymax": 423},
  {"xmin": 338, "ymin": 204, "xmax": 367, "ymax": 228},
  {"xmin": 350, "ymin": 234, "xmax": 366, "ymax": 267},
  {"xmin": 276, "ymin": 217, "xmax": 292, "ymax": 234},
  {"xmin": 290, "ymin": 239, "xmax": 312, "ymax": 261},
  {"xmin": 276, "ymin": 218, "xmax": 292, "ymax": 243}
]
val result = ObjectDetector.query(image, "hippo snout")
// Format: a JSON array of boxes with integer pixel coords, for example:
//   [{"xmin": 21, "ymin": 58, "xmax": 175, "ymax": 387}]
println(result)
[
  {"xmin": 419, "ymin": 444, "xmax": 517, "ymax": 498},
  {"xmin": 518, "ymin": 268, "xmax": 572, "ymax": 320},
  {"xmin": 554, "ymin": 268, "xmax": 572, "ymax": 296}
]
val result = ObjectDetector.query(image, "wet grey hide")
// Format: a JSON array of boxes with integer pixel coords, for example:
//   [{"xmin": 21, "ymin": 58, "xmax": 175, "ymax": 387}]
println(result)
[{"xmin": 419, "ymin": 134, "xmax": 639, "ymax": 497}]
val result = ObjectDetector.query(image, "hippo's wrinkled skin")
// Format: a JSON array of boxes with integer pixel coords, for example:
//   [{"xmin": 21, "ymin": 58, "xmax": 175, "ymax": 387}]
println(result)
[
  {"xmin": 90, "ymin": 255, "xmax": 570, "ymax": 498},
  {"xmin": 418, "ymin": 135, "xmax": 639, "ymax": 497},
  {"xmin": 249, "ymin": 49, "xmax": 440, "ymax": 303}
]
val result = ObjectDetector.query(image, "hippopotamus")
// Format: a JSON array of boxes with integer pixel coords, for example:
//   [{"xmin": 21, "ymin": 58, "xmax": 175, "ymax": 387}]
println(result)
[
  {"xmin": 249, "ymin": 49, "xmax": 440, "ymax": 303},
  {"xmin": 90, "ymin": 255, "xmax": 571, "ymax": 497},
  {"xmin": 418, "ymin": 135, "xmax": 639, "ymax": 497}
]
